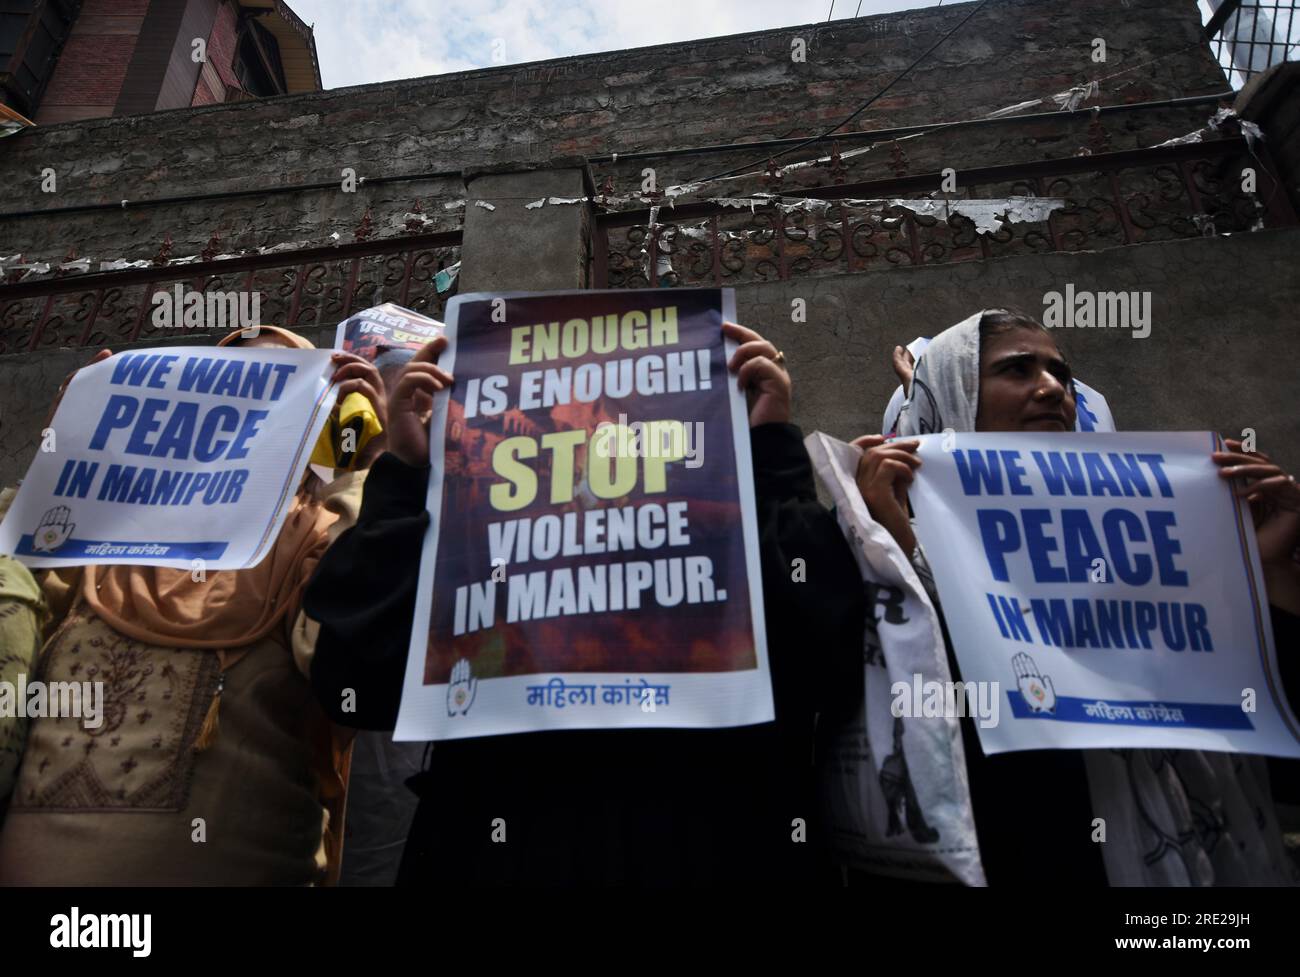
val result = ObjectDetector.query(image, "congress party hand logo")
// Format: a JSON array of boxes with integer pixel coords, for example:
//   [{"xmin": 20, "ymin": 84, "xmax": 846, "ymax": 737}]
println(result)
[
  {"xmin": 32, "ymin": 505, "xmax": 75, "ymax": 553},
  {"xmin": 1012, "ymin": 652, "xmax": 1057, "ymax": 714},
  {"xmin": 446, "ymin": 658, "xmax": 478, "ymax": 717}
]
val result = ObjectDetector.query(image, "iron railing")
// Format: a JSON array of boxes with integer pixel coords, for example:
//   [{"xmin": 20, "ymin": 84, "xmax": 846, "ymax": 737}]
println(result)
[
  {"xmin": 0, "ymin": 230, "xmax": 461, "ymax": 354},
  {"xmin": 590, "ymin": 137, "xmax": 1296, "ymax": 289}
]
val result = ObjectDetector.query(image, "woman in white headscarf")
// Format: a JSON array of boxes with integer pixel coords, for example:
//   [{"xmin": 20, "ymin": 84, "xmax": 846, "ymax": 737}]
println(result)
[{"xmin": 855, "ymin": 309, "xmax": 1300, "ymax": 885}]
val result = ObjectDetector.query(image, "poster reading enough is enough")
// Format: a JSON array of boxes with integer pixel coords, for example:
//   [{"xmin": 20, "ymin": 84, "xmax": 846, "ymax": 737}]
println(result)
[{"xmin": 394, "ymin": 288, "xmax": 772, "ymax": 741}]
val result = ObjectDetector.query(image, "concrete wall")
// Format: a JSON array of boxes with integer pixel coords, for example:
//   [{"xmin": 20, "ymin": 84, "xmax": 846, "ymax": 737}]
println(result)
[
  {"xmin": 0, "ymin": 0, "xmax": 1226, "ymax": 265},
  {"xmin": 459, "ymin": 164, "xmax": 591, "ymax": 293},
  {"xmin": 735, "ymin": 226, "xmax": 1300, "ymax": 475},
  {"xmin": 4, "ymin": 227, "xmax": 1297, "ymax": 489}
]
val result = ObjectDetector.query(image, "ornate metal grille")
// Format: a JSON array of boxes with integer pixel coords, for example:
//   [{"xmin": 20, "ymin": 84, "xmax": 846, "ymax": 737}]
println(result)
[
  {"xmin": 590, "ymin": 138, "xmax": 1294, "ymax": 289},
  {"xmin": 0, "ymin": 231, "xmax": 461, "ymax": 354}
]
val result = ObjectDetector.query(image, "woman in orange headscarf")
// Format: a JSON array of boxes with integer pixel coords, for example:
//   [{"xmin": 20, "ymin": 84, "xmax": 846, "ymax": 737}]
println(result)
[{"xmin": 0, "ymin": 325, "xmax": 385, "ymax": 884}]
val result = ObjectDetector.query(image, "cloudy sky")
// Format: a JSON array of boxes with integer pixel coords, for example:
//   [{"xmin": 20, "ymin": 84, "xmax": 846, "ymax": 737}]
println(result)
[{"xmin": 287, "ymin": 0, "xmax": 944, "ymax": 89}]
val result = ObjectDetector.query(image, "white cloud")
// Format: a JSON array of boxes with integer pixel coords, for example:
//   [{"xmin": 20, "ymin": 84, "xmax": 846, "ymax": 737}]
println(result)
[{"xmin": 286, "ymin": 0, "xmax": 936, "ymax": 89}]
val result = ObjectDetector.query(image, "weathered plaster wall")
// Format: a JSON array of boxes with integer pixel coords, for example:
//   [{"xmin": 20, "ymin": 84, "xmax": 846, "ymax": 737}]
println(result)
[{"xmin": 0, "ymin": 0, "xmax": 1225, "ymax": 265}]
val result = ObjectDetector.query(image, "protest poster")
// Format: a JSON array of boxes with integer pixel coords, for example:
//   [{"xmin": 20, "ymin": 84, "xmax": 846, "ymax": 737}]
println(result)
[
  {"xmin": 905, "ymin": 430, "xmax": 1300, "ymax": 757},
  {"xmin": 0, "ymin": 346, "xmax": 337, "ymax": 570},
  {"xmin": 393, "ymin": 288, "xmax": 772, "ymax": 741},
  {"xmin": 333, "ymin": 303, "xmax": 443, "ymax": 360}
]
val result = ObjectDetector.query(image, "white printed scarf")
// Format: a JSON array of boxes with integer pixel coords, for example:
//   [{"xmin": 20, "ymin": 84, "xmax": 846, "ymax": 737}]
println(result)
[{"xmin": 807, "ymin": 431, "xmax": 986, "ymax": 885}]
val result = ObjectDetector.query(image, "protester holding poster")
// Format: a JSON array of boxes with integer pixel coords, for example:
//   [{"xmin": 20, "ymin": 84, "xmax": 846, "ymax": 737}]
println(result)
[
  {"xmin": 0, "ymin": 325, "xmax": 388, "ymax": 884},
  {"xmin": 397, "ymin": 289, "xmax": 780, "ymax": 739},
  {"xmin": 305, "ymin": 290, "xmax": 866, "ymax": 884},
  {"xmin": 847, "ymin": 309, "xmax": 1299, "ymax": 885},
  {"xmin": 329, "ymin": 308, "xmax": 437, "ymax": 884}
]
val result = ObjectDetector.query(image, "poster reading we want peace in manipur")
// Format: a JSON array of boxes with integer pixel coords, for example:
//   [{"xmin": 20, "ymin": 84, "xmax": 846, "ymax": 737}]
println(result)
[{"xmin": 394, "ymin": 288, "xmax": 772, "ymax": 741}]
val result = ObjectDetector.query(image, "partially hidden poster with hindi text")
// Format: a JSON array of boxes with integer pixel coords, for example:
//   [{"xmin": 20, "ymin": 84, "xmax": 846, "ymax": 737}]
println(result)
[
  {"xmin": 333, "ymin": 303, "xmax": 443, "ymax": 360},
  {"xmin": 393, "ymin": 288, "xmax": 772, "ymax": 740}
]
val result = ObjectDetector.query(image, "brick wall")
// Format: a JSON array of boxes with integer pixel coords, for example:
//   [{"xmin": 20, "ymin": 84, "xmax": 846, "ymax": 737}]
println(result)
[
  {"xmin": 192, "ymin": 71, "xmax": 219, "ymax": 106},
  {"xmin": 200, "ymin": 0, "xmax": 243, "ymax": 101},
  {"xmin": 33, "ymin": 0, "xmax": 151, "ymax": 124}
]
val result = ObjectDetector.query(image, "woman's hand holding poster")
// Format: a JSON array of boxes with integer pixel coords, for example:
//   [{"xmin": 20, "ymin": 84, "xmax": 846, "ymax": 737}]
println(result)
[
  {"xmin": 906, "ymin": 430, "xmax": 1300, "ymax": 757},
  {"xmin": 393, "ymin": 288, "xmax": 773, "ymax": 741}
]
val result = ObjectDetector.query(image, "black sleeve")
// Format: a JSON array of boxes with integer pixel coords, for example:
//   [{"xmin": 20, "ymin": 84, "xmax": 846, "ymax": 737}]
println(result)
[
  {"xmin": 1268, "ymin": 603, "xmax": 1300, "ymax": 805},
  {"xmin": 751, "ymin": 423, "xmax": 866, "ymax": 722},
  {"xmin": 304, "ymin": 452, "xmax": 430, "ymax": 730},
  {"xmin": 1275, "ymin": 604, "xmax": 1300, "ymax": 713}
]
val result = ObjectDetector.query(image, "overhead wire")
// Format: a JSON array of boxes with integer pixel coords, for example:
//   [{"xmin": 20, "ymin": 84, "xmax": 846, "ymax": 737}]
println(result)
[
  {"xmin": 682, "ymin": 29, "xmax": 1221, "ymax": 195},
  {"xmin": 0, "ymin": 21, "xmax": 1235, "ymax": 223},
  {"xmin": 688, "ymin": 0, "xmax": 992, "ymax": 184}
]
